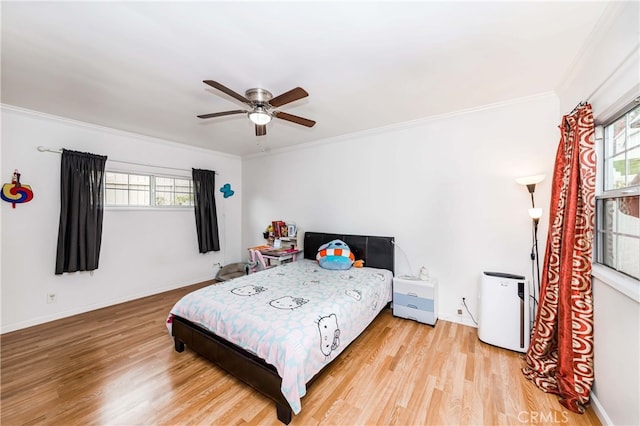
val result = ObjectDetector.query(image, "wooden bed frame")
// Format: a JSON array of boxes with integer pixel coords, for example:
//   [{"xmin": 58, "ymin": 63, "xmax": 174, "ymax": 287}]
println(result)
[{"xmin": 172, "ymin": 231, "xmax": 395, "ymax": 424}]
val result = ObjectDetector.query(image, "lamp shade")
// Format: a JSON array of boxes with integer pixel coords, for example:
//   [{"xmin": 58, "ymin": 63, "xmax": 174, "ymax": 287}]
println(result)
[{"xmin": 516, "ymin": 174, "xmax": 545, "ymax": 186}]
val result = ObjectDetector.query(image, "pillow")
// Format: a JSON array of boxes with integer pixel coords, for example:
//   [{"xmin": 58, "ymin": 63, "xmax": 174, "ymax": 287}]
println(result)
[{"xmin": 316, "ymin": 239, "xmax": 355, "ymax": 270}]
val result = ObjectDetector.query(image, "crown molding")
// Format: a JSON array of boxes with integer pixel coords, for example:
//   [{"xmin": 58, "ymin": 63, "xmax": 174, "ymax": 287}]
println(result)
[
  {"xmin": 244, "ymin": 91, "xmax": 558, "ymax": 160},
  {"xmin": 1, "ymin": 103, "xmax": 241, "ymax": 160},
  {"xmin": 555, "ymin": 2, "xmax": 634, "ymax": 97}
]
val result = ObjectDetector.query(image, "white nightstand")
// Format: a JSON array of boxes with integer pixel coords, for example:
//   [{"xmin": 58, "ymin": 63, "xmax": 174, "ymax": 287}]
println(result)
[{"xmin": 392, "ymin": 275, "xmax": 438, "ymax": 326}]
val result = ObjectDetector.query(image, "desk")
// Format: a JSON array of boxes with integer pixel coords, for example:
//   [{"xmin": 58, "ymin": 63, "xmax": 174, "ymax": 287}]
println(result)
[
  {"xmin": 261, "ymin": 249, "xmax": 301, "ymax": 266},
  {"xmin": 247, "ymin": 246, "xmax": 302, "ymax": 268}
]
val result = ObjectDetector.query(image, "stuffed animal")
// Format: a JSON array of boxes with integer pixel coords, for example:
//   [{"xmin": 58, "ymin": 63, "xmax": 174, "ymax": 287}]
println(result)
[{"xmin": 316, "ymin": 239, "xmax": 355, "ymax": 270}]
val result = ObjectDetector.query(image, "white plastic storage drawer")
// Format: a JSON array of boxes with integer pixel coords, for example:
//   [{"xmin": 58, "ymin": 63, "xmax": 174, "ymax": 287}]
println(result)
[
  {"xmin": 393, "ymin": 275, "xmax": 438, "ymax": 326},
  {"xmin": 393, "ymin": 304, "xmax": 437, "ymax": 325}
]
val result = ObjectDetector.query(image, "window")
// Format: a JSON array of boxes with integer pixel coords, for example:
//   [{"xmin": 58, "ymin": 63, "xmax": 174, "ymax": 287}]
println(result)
[
  {"xmin": 155, "ymin": 176, "xmax": 194, "ymax": 206},
  {"xmin": 595, "ymin": 104, "xmax": 640, "ymax": 280},
  {"xmin": 105, "ymin": 172, "xmax": 194, "ymax": 207}
]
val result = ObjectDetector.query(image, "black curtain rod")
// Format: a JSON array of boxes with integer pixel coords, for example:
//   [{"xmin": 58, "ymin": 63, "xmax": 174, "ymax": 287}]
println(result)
[
  {"xmin": 37, "ymin": 146, "xmax": 218, "ymax": 175},
  {"xmin": 569, "ymin": 101, "xmax": 587, "ymax": 116}
]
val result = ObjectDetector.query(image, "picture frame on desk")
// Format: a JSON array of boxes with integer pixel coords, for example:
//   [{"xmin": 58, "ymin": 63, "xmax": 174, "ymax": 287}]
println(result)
[{"xmin": 287, "ymin": 224, "xmax": 297, "ymax": 238}]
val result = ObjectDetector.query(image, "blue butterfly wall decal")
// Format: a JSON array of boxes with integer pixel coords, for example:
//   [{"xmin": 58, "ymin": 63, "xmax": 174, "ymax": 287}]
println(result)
[{"xmin": 220, "ymin": 183, "xmax": 235, "ymax": 198}]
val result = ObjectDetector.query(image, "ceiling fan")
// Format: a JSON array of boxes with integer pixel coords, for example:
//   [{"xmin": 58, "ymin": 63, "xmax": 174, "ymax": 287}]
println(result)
[{"xmin": 197, "ymin": 80, "xmax": 316, "ymax": 136}]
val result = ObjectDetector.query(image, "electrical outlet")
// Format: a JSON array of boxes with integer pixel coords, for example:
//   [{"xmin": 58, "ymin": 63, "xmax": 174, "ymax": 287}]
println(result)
[
  {"xmin": 47, "ymin": 293, "xmax": 56, "ymax": 304},
  {"xmin": 457, "ymin": 297, "xmax": 466, "ymax": 316}
]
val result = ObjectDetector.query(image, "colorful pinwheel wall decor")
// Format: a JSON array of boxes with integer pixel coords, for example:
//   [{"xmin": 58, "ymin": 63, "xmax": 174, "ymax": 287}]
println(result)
[{"xmin": 2, "ymin": 170, "xmax": 34, "ymax": 208}]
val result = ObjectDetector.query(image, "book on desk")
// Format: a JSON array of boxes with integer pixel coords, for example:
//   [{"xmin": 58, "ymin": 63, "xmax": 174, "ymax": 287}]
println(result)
[
  {"xmin": 261, "ymin": 248, "xmax": 299, "ymax": 257},
  {"xmin": 249, "ymin": 247, "xmax": 300, "ymax": 267},
  {"xmin": 247, "ymin": 245, "xmax": 299, "ymax": 256}
]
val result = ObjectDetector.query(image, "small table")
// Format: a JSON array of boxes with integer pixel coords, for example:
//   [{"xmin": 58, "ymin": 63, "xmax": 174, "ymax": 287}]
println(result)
[
  {"xmin": 392, "ymin": 275, "xmax": 438, "ymax": 326},
  {"xmin": 261, "ymin": 248, "xmax": 301, "ymax": 266},
  {"xmin": 248, "ymin": 246, "xmax": 302, "ymax": 268}
]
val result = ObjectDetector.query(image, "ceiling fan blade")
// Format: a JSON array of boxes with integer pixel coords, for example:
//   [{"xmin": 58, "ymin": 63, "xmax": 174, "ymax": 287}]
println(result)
[
  {"xmin": 255, "ymin": 124, "xmax": 267, "ymax": 136},
  {"xmin": 274, "ymin": 111, "xmax": 316, "ymax": 127},
  {"xmin": 203, "ymin": 80, "xmax": 252, "ymax": 105},
  {"xmin": 197, "ymin": 110, "xmax": 247, "ymax": 119},
  {"xmin": 269, "ymin": 87, "xmax": 309, "ymax": 108}
]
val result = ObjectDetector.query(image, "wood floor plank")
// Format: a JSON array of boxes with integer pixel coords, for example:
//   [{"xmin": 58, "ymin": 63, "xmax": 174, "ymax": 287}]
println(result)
[{"xmin": 1, "ymin": 280, "xmax": 601, "ymax": 425}]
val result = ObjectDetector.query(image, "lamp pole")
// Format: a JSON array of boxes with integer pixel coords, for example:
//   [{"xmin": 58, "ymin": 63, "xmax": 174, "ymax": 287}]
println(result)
[{"xmin": 516, "ymin": 174, "xmax": 545, "ymax": 330}]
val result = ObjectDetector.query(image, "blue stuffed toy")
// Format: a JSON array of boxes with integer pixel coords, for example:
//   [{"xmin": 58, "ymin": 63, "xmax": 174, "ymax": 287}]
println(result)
[{"xmin": 316, "ymin": 239, "xmax": 355, "ymax": 270}]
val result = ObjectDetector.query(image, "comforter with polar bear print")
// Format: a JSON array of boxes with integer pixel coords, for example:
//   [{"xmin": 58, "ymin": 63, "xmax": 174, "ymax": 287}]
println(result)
[{"xmin": 167, "ymin": 259, "xmax": 393, "ymax": 414}]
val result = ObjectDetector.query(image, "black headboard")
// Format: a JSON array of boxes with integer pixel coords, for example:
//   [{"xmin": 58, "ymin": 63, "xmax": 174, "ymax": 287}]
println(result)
[{"xmin": 303, "ymin": 231, "xmax": 395, "ymax": 274}]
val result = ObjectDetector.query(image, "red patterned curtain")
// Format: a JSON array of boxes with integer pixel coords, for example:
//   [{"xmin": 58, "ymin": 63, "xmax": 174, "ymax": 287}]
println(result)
[{"xmin": 522, "ymin": 103, "xmax": 596, "ymax": 413}]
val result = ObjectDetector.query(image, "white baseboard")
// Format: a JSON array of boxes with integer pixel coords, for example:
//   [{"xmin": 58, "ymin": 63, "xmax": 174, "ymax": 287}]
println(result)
[
  {"xmin": 1, "ymin": 277, "xmax": 213, "ymax": 334},
  {"xmin": 590, "ymin": 391, "xmax": 612, "ymax": 426},
  {"xmin": 438, "ymin": 312, "xmax": 478, "ymax": 328}
]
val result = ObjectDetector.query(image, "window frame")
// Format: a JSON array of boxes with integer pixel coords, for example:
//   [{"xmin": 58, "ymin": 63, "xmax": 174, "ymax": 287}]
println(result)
[
  {"xmin": 594, "ymin": 102, "xmax": 640, "ymax": 281},
  {"xmin": 104, "ymin": 170, "xmax": 195, "ymax": 209}
]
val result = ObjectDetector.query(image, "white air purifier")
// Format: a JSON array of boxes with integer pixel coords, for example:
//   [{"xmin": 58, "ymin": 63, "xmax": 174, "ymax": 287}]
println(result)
[{"xmin": 478, "ymin": 271, "xmax": 530, "ymax": 353}]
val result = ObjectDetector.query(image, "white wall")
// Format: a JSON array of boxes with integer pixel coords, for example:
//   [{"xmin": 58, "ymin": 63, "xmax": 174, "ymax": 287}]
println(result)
[
  {"xmin": 557, "ymin": 2, "xmax": 639, "ymax": 124},
  {"xmin": 242, "ymin": 92, "xmax": 559, "ymax": 326},
  {"xmin": 1, "ymin": 106, "xmax": 242, "ymax": 333},
  {"xmin": 555, "ymin": 2, "xmax": 639, "ymax": 425},
  {"xmin": 592, "ymin": 272, "xmax": 639, "ymax": 426}
]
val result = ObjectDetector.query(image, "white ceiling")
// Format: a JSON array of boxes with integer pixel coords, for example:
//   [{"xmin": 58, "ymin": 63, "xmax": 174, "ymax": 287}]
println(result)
[{"xmin": 1, "ymin": 1, "xmax": 611, "ymax": 157}]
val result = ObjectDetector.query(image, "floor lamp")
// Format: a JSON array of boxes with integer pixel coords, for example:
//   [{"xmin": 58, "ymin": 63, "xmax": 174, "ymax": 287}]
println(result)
[{"xmin": 516, "ymin": 174, "xmax": 545, "ymax": 320}]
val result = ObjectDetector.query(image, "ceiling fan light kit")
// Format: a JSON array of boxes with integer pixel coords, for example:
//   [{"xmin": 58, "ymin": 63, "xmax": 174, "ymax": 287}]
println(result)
[
  {"xmin": 198, "ymin": 80, "xmax": 315, "ymax": 137},
  {"xmin": 248, "ymin": 107, "xmax": 272, "ymax": 125}
]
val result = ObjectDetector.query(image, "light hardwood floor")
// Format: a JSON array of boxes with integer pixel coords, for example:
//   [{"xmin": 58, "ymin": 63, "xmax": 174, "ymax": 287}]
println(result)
[{"xmin": 1, "ymin": 280, "xmax": 602, "ymax": 426}]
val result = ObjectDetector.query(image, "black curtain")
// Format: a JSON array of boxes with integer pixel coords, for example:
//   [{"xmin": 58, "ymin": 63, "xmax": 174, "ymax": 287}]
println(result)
[
  {"xmin": 55, "ymin": 149, "xmax": 107, "ymax": 274},
  {"xmin": 192, "ymin": 168, "xmax": 220, "ymax": 253}
]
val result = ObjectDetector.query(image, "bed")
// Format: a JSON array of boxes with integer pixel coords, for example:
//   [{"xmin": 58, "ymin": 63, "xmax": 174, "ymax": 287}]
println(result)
[{"xmin": 168, "ymin": 231, "xmax": 395, "ymax": 424}]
